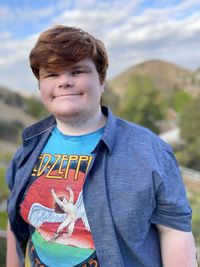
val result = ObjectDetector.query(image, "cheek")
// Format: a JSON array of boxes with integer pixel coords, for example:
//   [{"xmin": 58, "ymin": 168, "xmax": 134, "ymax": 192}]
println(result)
[
  {"xmin": 40, "ymin": 90, "xmax": 47, "ymax": 101},
  {"xmin": 82, "ymin": 79, "xmax": 104, "ymax": 96},
  {"xmin": 39, "ymin": 82, "xmax": 53, "ymax": 98}
]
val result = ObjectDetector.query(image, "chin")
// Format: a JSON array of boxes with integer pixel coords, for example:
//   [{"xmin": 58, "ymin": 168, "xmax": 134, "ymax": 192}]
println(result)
[
  {"xmin": 55, "ymin": 110, "xmax": 85, "ymax": 120},
  {"xmin": 53, "ymin": 107, "xmax": 82, "ymax": 116},
  {"xmin": 55, "ymin": 108, "xmax": 96, "ymax": 124}
]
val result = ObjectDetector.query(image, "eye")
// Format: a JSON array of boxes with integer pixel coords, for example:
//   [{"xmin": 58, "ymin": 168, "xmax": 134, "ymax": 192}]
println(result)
[
  {"xmin": 72, "ymin": 70, "xmax": 84, "ymax": 75},
  {"xmin": 45, "ymin": 73, "xmax": 59, "ymax": 78}
]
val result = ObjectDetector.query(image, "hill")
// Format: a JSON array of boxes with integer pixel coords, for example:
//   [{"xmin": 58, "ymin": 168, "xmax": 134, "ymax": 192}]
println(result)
[
  {"xmin": 108, "ymin": 59, "xmax": 200, "ymax": 99},
  {"xmin": 0, "ymin": 86, "xmax": 43, "ymax": 153},
  {"xmin": 1, "ymin": 59, "xmax": 200, "ymax": 149},
  {"xmin": 0, "ymin": 86, "xmax": 36, "ymax": 120}
]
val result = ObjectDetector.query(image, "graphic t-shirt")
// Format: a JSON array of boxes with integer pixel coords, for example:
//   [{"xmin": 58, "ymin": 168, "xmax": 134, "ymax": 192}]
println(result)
[{"xmin": 20, "ymin": 126, "xmax": 104, "ymax": 267}]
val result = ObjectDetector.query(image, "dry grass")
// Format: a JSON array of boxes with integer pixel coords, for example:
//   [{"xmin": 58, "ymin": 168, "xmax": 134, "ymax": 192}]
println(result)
[
  {"xmin": 0, "ymin": 102, "xmax": 36, "ymax": 126},
  {"xmin": 0, "ymin": 141, "xmax": 17, "ymax": 154}
]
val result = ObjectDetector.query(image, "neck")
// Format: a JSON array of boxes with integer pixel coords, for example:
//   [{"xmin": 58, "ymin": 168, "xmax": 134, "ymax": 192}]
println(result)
[{"xmin": 56, "ymin": 107, "xmax": 107, "ymax": 135}]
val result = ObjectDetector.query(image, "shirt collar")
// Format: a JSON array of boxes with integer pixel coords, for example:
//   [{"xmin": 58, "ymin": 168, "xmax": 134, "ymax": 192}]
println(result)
[
  {"xmin": 22, "ymin": 115, "xmax": 56, "ymax": 141},
  {"xmin": 101, "ymin": 106, "xmax": 117, "ymax": 153},
  {"xmin": 22, "ymin": 106, "xmax": 117, "ymax": 153}
]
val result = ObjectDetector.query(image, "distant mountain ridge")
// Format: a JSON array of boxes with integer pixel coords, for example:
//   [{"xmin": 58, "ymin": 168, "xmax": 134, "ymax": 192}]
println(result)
[
  {"xmin": 1, "ymin": 59, "xmax": 200, "ymax": 126},
  {"xmin": 0, "ymin": 86, "xmax": 44, "ymax": 153},
  {"xmin": 108, "ymin": 59, "xmax": 200, "ymax": 98},
  {"xmin": 0, "ymin": 86, "xmax": 36, "ymax": 126}
]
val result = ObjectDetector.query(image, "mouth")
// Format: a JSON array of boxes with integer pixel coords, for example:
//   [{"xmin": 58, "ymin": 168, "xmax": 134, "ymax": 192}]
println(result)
[{"xmin": 53, "ymin": 93, "xmax": 82, "ymax": 99}]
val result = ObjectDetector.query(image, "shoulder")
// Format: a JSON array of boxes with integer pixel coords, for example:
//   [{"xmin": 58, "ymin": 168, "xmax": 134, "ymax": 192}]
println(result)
[
  {"xmin": 22, "ymin": 115, "xmax": 56, "ymax": 141},
  {"xmin": 112, "ymin": 117, "xmax": 179, "ymax": 177},
  {"xmin": 115, "ymin": 117, "xmax": 172, "ymax": 153}
]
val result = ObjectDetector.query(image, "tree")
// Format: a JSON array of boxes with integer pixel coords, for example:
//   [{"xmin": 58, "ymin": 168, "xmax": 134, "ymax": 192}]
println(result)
[
  {"xmin": 0, "ymin": 120, "xmax": 24, "ymax": 143},
  {"xmin": 169, "ymin": 86, "xmax": 192, "ymax": 113},
  {"xmin": 178, "ymin": 95, "xmax": 200, "ymax": 170},
  {"xmin": 118, "ymin": 75, "xmax": 166, "ymax": 133},
  {"xmin": 24, "ymin": 97, "xmax": 49, "ymax": 119},
  {"xmin": 102, "ymin": 84, "xmax": 120, "ymax": 113}
]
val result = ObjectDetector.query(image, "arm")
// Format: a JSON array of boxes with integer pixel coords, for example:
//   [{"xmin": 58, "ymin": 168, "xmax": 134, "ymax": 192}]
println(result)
[
  {"xmin": 157, "ymin": 224, "xmax": 197, "ymax": 267},
  {"xmin": 6, "ymin": 220, "xmax": 20, "ymax": 267},
  {"xmin": 51, "ymin": 189, "xmax": 63, "ymax": 205}
]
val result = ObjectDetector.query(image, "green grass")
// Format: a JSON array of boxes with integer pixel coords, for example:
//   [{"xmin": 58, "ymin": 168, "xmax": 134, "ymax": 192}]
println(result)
[
  {"xmin": 0, "ymin": 151, "xmax": 12, "ymax": 166},
  {"xmin": 189, "ymin": 191, "xmax": 200, "ymax": 246},
  {"xmin": 0, "ymin": 166, "xmax": 9, "ymax": 202},
  {"xmin": 0, "ymin": 211, "xmax": 7, "ymax": 230},
  {"xmin": 0, "ymin": 239, "xmax": 6, "ymax": 267}
]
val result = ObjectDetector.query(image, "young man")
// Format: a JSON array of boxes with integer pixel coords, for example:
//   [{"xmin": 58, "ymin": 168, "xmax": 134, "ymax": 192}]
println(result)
[{"xmin": 6, "ymin": 25, "xmax": 196, "ymax": 267}]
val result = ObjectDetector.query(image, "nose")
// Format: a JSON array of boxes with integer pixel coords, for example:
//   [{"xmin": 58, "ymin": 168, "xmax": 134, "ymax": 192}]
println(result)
[{"xmin": 58, "ymin": 73, "xmax": 74, "ymax": 89}]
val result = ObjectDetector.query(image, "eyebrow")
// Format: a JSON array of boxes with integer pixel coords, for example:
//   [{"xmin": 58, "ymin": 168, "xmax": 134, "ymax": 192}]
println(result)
[
  {"xmin": 39, "ymin": 63, "xmax": 92, "ymax": 76},
  {"xmin": 39, "ymin": 69, "xmax": 53, "ymax": 76},
  {"xmin": 71, "ymin": 64, "xmax": 92, "ymax": 70}
]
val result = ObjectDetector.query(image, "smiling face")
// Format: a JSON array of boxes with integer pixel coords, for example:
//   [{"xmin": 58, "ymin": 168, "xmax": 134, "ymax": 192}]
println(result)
[{"xmin": 39, "ymin": 58, "xmax": 105, "ymax": 126}]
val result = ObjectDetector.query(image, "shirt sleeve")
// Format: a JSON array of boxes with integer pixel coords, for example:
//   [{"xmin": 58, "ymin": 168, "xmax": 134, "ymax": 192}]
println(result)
[{"xmin": 150, "ymin": 142, "xmax": 192, "ymax": 232}]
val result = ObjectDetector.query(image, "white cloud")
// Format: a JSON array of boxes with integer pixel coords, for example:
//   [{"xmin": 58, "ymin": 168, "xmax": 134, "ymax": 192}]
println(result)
[
  {"xmin": 172, "ymin": 0, "xmax": 200, "ymax": 12},
  {"xmin": 51, "ymin": 0, "xmax": 142, "ymax": 37},
  {"xmin": 15, "ymin": 6, "xmax": 54, "ymax": 21},
  {"xmin": 0, "ymin": 0, "xmax": 200, "ymax": 92},
  {"xmin": 0, "ymin": 6, "xmax": 14, "ymax": 22},
  {"xmin": 0, "ymin": 4, "xmax": 55, "ymax": 25},
  {"xmin": 0, "ymin": 33, "xmax": 38, "ymax": 66},
  {"xmin": 0, "ymin": 31, "xmax": 12, "ymax": 40}
]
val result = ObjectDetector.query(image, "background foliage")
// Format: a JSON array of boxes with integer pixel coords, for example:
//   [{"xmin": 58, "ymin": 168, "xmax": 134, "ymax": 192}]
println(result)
[
  {"xmin": 177, "ymin": 95, "xmax": 200, "ymax": 171},
  {"xmin": 169, "ymin": 87, "xmax": 192, "ymax": 113},
  {"xmin": 113, "ymin": 75, "xmax": 166, "ymax": 133}
]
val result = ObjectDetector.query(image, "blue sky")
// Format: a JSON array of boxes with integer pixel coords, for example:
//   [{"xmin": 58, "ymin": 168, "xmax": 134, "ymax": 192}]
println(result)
[{"xmin": 0, "ymin": 0, "xmax": 200, "ymax": 93}]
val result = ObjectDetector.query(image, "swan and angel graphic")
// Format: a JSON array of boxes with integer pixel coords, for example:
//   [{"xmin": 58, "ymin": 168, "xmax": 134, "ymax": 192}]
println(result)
[{"xmin": 28, "ymin": 187, "xmax": 90, "ymax": 242}]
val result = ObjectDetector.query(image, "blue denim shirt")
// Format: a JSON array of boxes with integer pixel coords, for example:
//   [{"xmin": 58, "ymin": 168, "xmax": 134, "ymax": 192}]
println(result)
[{"xmin": 6, "ymin": 107, "xmax": 192, "ymax": 267}]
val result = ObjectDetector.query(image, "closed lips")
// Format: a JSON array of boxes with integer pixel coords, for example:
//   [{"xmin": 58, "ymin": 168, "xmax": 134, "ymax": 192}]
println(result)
[{"xmin": 54, "ymin": 93, "xmax": 82, "ymax": 97}]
